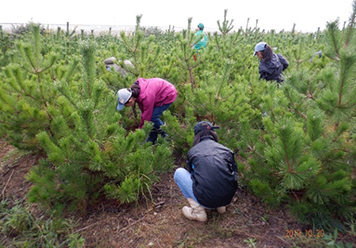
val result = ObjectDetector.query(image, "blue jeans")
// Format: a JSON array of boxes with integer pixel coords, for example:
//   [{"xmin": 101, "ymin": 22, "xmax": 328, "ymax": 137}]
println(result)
[
  {"xmin": 174, "ymin": 168, "xmax": 209, "ymax": 208},
  {"xmin": 151, "ymin": 103, "xmax": 172, "ymax": 129}
]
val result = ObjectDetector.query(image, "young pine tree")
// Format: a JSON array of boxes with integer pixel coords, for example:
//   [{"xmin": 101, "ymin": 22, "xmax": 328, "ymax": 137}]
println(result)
[
  {"xmin": 0, "ymin": 23, "xmax": 60, "ymax": 150},
  {"xmin": 239, "ymin": 2, "xmax": 356, "ymax": 230},
  {"xmin": 119, "ymin": 15, "xmax": 161, "ymax": 78},
  {"xmin": 26, "ymin": 39, "xmax": 174, "ymax": 213},
  {"xmin": 217, "ymin": 9, "xmax": 234, "ymax": 36}
]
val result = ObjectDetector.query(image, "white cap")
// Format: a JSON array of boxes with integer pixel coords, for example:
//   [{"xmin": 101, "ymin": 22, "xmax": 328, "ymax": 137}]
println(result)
[
  {"xmin": 253, "ymin": 41, "xmax": 267, "ymax": 56},
  {"xmin": 116, "ymin": 88, "xmax": 132, "ymax": 111}
]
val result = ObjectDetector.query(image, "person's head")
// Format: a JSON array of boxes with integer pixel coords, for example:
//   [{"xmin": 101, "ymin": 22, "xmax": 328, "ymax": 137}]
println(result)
[
  {"xmin": 253, "ymin": 41, "xmax": 273, "ymax": 61},
  {"xmin": 116, "ymin": 81, "xmax": 141, "ymax": 110},
  {"xmin": 193, "ymin": 121, "xmax": 219, "ymax": 146},
  {"xmin": 197, "ymin": 23, "xmax": 204, "ymax": 31}
]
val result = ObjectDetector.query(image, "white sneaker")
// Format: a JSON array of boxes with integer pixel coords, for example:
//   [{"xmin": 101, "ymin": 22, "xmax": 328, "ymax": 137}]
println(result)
[
  {"xmin": 216, "ymin": 206, "xmax": 226, "ymax": 214},
  {"xmin": 182, "ymin": 198, "xmax": 207, "ymax": 222}
]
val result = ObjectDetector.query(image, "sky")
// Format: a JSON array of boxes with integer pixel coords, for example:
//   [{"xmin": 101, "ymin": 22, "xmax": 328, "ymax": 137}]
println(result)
[{"xmin": 1, "ymin": 0, "xmax": 354, "ymax": 33}]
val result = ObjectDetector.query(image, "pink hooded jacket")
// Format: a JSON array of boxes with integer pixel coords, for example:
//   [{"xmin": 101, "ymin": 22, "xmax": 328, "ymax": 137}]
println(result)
[{"xmin": 136, "ymin": 78, "xmax": 177, "ymax": 128}]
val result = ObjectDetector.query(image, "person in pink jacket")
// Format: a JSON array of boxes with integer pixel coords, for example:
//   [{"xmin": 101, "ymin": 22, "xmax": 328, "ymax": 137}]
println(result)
[{"xmin": 116, "ymin": 78, "xmax": 177, "ymax": 144}]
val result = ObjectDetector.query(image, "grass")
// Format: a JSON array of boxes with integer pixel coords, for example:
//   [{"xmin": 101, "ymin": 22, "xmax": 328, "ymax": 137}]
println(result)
[{"xmin": 0, "ymin": 199, "xmax": 84, "ymax": 247}]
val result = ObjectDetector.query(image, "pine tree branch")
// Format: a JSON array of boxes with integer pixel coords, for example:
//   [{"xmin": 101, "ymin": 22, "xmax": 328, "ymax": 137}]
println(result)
[
  {"xmin": 327, "ymin": 21, "xmax": 341, "ymax": 57},
  {"xmin": 345, "ymin": 0, "xmax": 356, "ymax": 47},
  {"xmin": 292, "ymin": 109, "xmax": 307, "ymax": 119},
  {"xmin": 247, "ymin": 145, "xmax": 264, "ymax": 158},
  {"xmin": 338, "ymin": 62, "xmax": 348, "ymax": 106},
  {"xmin": 282, "ymin": 135, "xmax": 292, "ymax": 172},
  {"xmin": 285, "ymin": 90, "xmax": 307, "ymax": 119}
]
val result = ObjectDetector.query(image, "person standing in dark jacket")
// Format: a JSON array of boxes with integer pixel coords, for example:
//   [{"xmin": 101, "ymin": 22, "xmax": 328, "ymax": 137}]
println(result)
[
  {"xmin": 254, "ymin": 41, "xmax": 289, "ymax": 84},
  {"xmin": 174, "ymin": 121, "xmax": 238, "ymax": 222}
]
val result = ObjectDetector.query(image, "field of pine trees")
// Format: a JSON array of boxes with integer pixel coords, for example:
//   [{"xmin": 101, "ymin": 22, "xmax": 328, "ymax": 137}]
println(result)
[{"xmin": 0, "ymin": 3, "xmax": 356, "ymax": 247}]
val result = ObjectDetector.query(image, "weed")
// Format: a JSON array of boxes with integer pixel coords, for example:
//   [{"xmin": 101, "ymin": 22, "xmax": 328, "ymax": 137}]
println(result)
[
  {"xmin": 345, "ymin": 216, "xmax": 356, "ymax": 237},
  {"xmin": 260, "ymin": 214, "xmax": 270, "ymax": 225},
  {"xmin": 0, "ymin": 199, "xmax": 84, "ymax": 247},
  {"xmin": 244, "ymin": 237, "xmax": 257, "ymax": 247},
  {"xmin": 288, "ymin": 236, "xmax": 327, "ymax": 248},
  {"xmin": 323, "ymin": 228, "xmax": 354, "ymax": 248}
]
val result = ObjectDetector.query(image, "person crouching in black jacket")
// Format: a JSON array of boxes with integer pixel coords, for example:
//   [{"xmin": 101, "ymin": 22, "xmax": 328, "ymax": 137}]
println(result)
[{"xmin": 174, "ymin": 121, "xmax": 238, "ymax": 222}]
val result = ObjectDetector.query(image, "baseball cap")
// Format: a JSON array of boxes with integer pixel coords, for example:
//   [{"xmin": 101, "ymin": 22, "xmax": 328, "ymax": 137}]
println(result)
[
  {"xmin": 198, "ymin": 23, "xmax": 204, "ymax": 30},
  {"xmin": 253, "ymin": 42, "xmax": 267, "ymax": 56},
  {"xmin": 194, "ymin": 121, "xmax": 220, "ymax": 135},
  {"xmin": 116, "ymin": 88, "xmax": 132, "ymax": 111}
]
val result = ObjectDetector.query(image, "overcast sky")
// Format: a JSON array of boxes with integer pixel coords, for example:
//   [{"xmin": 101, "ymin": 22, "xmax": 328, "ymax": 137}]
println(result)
[{"xmin": 1, "ymin": 0, "xmax": 354, "ymax": 33}]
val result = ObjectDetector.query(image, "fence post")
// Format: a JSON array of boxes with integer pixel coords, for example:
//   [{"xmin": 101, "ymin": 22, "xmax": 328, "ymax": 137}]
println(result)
[{"xmin": 57, "ymin": 27, "xmax": 61, "ymax": 39}]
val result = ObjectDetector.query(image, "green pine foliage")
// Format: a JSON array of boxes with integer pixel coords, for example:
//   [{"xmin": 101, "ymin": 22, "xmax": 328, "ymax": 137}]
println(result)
[
  {"xmin": 0, "ymin": 24, "xmax": 59, "ymax": 150},
  {"xmin": 217, "ymin": 9, "xmax": 234, "ymax": 36},
  {"xmin": 238, "ymin": 3, "xmax": 356, "ymax": 231},
  {"xmin": 119, "ymin": 15, "xmax": 162, "ymax": 78},
  {"xmin": 0, "ymin": 26, "xmax": 15, "ymax": 70},
  {"xmin": 0, "ymin": 2, "xmax": 355, "ymax": 234},
  {"xmin": 25, "ymin": 38, "xmax": 174, "ymax": 212}
]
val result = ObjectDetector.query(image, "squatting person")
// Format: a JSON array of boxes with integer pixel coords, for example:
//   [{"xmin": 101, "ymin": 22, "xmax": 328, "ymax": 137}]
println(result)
[{"xmin": 174, "ymin": 121, "xmax": 238, "ymax": 222}]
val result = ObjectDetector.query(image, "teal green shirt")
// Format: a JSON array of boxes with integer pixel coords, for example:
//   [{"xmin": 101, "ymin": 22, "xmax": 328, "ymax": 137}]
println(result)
[{"xmin": 193, "ymin": 30, "xmax": 208, "ymax": 50}]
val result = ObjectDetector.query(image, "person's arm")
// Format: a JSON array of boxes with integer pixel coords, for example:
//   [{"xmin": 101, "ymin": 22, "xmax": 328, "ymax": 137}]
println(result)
[
  {"xmin": 230, "ymin": 152, "xmax": 238, "ymax": 173},
  {"xmin": 186, "ymin": 159, "xmax": 192, "ymax": 172},
  {"xmin": 186, "ymin": 150, "xmax": 194, "ymax": 173},
  {"xmin": 278, "ymin": 54, "xmax": 289, "ymax": 71},
  {"xmin": 227, "ymin": 152, "xmax": 238, "ymax": 183},
  {"xmin": 259, "ymin": 67, "xmax": 269, "ymax": 80},
  {"xmin": 138, "ymin": 99, "xmax": 154, "ymax": 129}
]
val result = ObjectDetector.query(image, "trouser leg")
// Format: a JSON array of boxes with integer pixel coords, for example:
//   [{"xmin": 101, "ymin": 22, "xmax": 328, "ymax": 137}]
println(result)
[
  {"xmin": 174, "ymin": 168, "xmax": 196, "ymax": 199},
  {"xmin": 157, "ymin": 128, "xmax": 168, "ymax": 138},
  {"xmin": 174, "ymin": 168, "xmax": 207, "ymax": 221},
  {"xmin": 146, "ymin": 127, "xmax": 158, "ymax": 144},
  {"xmin": 151, "ymin": 104, "xmax": 172, "ymax": 129}
]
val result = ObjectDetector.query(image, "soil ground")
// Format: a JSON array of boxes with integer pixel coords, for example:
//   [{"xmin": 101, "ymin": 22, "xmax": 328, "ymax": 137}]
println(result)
[{"xmin": 1, "ymin": 140, "xmax": 354, "ymax": 248}]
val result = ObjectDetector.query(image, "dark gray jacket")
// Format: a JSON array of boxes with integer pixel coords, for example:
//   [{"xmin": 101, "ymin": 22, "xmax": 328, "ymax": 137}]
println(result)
[
  {"xmin": 187, "ymin": 135, "xmax": 238, "ymax": 208},
  {"xmin": 259, "ymin": 53, "xmax": 289, "ymax": 83}
]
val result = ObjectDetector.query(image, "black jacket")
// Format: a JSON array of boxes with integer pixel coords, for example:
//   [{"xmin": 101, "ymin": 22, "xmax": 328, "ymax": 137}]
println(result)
[
  {"xmin": 259, "ymin": 53, "xmax": 289, "ymax": 83},
  {"xmin": 187, "ymin": 135, "xmax": 238, "ymax": 208}
]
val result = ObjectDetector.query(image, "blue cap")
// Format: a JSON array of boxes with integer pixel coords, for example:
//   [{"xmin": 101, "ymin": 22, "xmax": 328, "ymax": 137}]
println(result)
[
  {"xmin": 116, "ymin": 88, "xmax": 132, "ymax": 111},
  {"xmin": 194, "ymin": 121, "xmax": 220, "ymax": 135},
  {"xmin": 198, "ymin": 23, "xmax": 204, "ymax": 30},
  {"xmin": 253, "ymin": 42, "xmax": 267, "ymax": 56}
]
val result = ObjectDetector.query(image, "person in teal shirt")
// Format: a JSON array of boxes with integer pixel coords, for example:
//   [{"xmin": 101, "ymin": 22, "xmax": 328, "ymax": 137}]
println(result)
[{"xmin": 192, "ymin": 23, "xmax": 208, "ymax": 60}]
